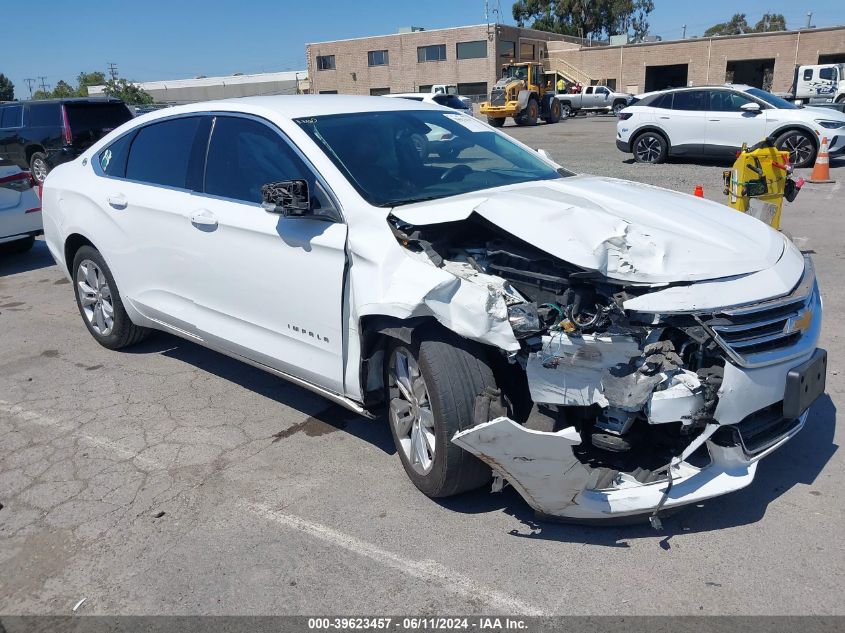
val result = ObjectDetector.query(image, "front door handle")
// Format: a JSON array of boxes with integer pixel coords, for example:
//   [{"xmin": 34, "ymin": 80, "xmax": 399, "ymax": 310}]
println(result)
[
  {"xmin": 709, "ymin": 119, "xmax": 721, "ymax": 122},
  {"xmin": 190, "ymin": 210, "xmax": 218, "ymax": 228},
  {"xmin": 107, "ymin": 193, "xmax": 128, "ymax": 209}
]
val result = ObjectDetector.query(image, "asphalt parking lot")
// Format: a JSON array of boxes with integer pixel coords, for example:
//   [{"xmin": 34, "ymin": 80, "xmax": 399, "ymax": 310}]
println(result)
[{"xmin": 1, "ymin": 114, "xmax": 843, "ymax": 616}]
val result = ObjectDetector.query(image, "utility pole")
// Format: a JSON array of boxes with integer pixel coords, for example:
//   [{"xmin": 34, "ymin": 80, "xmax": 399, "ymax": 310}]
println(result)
[
  {"xmin": 805, "ymin": 12, "xmax": 813, "ymax": 28},
  {"xmin": 682, "ymin": 24, "xmax": 687, "ymax": 39},
  {"xmin": 38, "ymin": 76, "xmax": 49, "ymax": 94},
  {"xmin": 24, "ymin": 78, "xmax": 35, "ymax": 98},
  {"xmin": 107, "ymin": 63, "xmax": 119, "ymax": 80}
]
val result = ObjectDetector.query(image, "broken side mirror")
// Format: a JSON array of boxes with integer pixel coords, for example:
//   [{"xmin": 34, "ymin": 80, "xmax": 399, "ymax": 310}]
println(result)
[{"xmin": 261, "ymin": 180, "xmax": 311, "ymax": 217}]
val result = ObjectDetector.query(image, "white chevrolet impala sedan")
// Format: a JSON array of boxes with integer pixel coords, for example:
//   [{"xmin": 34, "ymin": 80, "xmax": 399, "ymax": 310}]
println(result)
[{"xmin": 42, "ymin": 96, "xmax": 826, "ymax": 523}]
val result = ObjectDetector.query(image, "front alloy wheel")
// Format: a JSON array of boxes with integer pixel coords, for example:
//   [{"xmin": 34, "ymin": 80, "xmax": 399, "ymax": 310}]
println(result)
[
  {"xmin": 389, "ymin": 348, "xmax": 435, "ymax": 475},
  {"xmin": 776, "ymin": 130, "xmax": 816, "ymax": 168}
]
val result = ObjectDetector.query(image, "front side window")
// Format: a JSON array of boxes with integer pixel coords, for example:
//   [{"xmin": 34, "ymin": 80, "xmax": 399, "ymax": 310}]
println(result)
[
  {"xmin": 456, "ymin": 40, "xmax": 486, "ymax": 60},
  {"xmin": 819, "ymin": 67, "xmax": 835, "ymax": 81},
  {"xmin": 125, "ymin": 117, "xmax": 203, "ymax": 188},
  {"xmin": 417, "ymin": 45, "xmax": 446, "ymax": 63},
  {"xmin": 317, "ymin": 55, "xmax": 336, "ymax": 71},
  {"xmin": 0, "ymin": 105, "xmax": 23, "ymax": 128},
  {"xmin": 709, "ymin": 90, "xmax": 754, "ymax": 112},
  {"xmin": 368, "ymin": 50, "xmax": 389, "ymax": 66},
  {"xmin": 204, "ymin": 116, "xmax": 313, "ymax": 205},
  {"xmin": 295, "ymin": 110, "xmax": 563, "ymax": 207},
  {"xmin": 671, "ymin": 90, "xmax": 708, "ymax": 111}
]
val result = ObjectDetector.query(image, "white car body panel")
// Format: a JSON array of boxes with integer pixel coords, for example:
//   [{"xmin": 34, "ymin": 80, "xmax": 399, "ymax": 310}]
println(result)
[
  {"xmin": 0, "ymin": 164, "xmax": 41, "ymax": 243},
  {"xmin": 42, "ymin": 95, "xmax": 825, "ymax": 522}
]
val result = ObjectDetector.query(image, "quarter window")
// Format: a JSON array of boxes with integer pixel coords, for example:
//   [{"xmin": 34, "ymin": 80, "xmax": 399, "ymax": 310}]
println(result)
[
  {"xmin": 456, "ymin": 40, "xmax": 487, "ymax": 60},
  {"xmin": 417, "ymin": 45, "xmax": 446, "ymax": 63},
  {"xmin": 0, "ymin": 105, "xmax": 23, "ymax": 128},
  {"xmin": 368, "ymin": 50, "xmax": 389, "ymax": 66},
  {"xmin": 125, "ymin": 117, "xmax": 203, "ymax": 188},
  {"xmin": 317, "ymin": 55, "xmax": 336, "ymax": 70}
]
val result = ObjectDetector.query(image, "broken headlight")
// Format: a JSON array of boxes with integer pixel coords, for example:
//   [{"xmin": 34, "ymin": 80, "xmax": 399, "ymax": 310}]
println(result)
[{"xmin": 508, "ymin": 303, "xmax": 541, "ymax": 338}]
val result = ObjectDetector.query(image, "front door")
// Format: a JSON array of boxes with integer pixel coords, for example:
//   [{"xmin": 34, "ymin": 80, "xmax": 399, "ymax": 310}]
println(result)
[
  {"xmin": 190, "ymin": 114, "xmax": 348, "ymax": 393},
  {"xmin": 705, "ymin": 90, "xmax": 769, "ymax": 157}
]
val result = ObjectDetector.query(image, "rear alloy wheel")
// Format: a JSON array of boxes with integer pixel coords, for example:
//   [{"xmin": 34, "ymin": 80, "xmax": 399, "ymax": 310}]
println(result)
[
  {"xmin": 633, "ymin": 132, "xmax": 668, "ymax": 164},
  {"xmin": 29, "ymin": 152, "xmax": 50, "ymax": 184},
  {"xmin": 72, "ymin": 246, "xmax": 150, "ymax": 350},
  {"xmin": 559, "ymin": 103, "xmax": 572, "ymax": 118},
  {"xmin": 612, "ymin": 102, "xmax": 626, "ymax": 116},
  {"xmin": 386, "ymin": 331, "xmax": 496, "ymax": 498},
  {"xmin": 775, "ymin": 130, "xmax": 816, "ymax": 168}
]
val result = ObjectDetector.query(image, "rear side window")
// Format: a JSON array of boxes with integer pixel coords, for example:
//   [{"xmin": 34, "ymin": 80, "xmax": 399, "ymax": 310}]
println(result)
[
  {"xmin": 0, "ymin": 105, "xmax": 23, "ymax": 128},
  {"xmin": 126, "ymin": 117, "xmax": 203, "ymax": 188},
  {"xmin": 204, "ymin": 116, "xmax": 313, "ymax": 203},
  {"xmin": 27, "ymin": 103, "xmax": 60, "ymax": 127},
  {"xmin": 671, "ymin": 90, "xmax": 708, "ymax": 111}
]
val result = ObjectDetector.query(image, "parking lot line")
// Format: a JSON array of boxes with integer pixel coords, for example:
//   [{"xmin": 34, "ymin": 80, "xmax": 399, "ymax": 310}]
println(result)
[{"xmin": 246, "ymin": 502, "xmax": 545, "ymax": 615}]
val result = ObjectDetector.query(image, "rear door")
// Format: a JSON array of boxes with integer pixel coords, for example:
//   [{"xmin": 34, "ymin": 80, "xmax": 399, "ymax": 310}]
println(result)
[
  {"xmin": 705, "ymin": 89, "xmax": 769, "ymax": 157},
  {"xmin": 94, "ymin": 115, "xmax": 210, "ymax": 333},
  {"xmin": 658, "ymin": 89, "xmax": 708, "ymax": 154},
  {"xmin": 189, "ymin": 114, "xmax": 348, "ymax": 391}
]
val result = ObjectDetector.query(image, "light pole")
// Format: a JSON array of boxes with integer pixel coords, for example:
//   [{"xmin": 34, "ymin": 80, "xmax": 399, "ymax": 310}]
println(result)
[{"xmin": 682, "ymin": 24, "xmax": 687, "ymax": 39}]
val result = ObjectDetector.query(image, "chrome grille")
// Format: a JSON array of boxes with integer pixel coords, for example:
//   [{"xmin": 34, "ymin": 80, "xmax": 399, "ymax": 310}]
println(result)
[
  {"xmin": 697, "ymin": 257, "xmax": 819, "ymax": 368},
  {"xmin": 490, "ymin": 88, "xmax": 506, "ymax": 106}
]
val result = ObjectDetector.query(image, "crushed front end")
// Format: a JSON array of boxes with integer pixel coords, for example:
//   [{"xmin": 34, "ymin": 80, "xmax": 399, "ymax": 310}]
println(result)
[{"xmin": 389, "ymin": 210, "xmax": 827, "ymax": 522}]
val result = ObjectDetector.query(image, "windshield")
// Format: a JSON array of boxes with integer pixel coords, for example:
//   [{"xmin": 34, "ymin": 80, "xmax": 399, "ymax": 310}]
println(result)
[
  {"xmin": 745, "ymin": 88, "xmax": 799, "ymax": 110},
  {"xmin": 505, "ymin": 66, "xmax": 528, "ymax": 81},
  {"xmin": 294, "ymin": 110, "xmax": 563, "ymax": 207}
]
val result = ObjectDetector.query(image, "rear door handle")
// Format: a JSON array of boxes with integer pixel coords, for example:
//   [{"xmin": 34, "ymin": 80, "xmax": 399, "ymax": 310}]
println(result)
[
  {"xmin": 190, "ymin": 210, "xmax": 218, "ymax": 228},
  {"xmin": 107, "ymin": 193, "xmax": 128, "ymax": 209}
]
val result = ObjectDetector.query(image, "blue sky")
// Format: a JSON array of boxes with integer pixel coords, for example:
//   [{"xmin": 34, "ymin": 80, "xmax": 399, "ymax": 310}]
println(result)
[{"xmin": 3, "ymin": 0, "xmax": 842, "ymax": 99}]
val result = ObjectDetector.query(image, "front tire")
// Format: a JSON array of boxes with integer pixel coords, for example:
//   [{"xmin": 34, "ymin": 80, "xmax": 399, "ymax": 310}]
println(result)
[
  {"xmin": 72, "ymin": 246, "xmax": 150, "ymax": 350},
  {"xmin": 633, "ymin": 131, "xmax": 668, "ymax": 164},
  {"xmin": 543, "ymin": 98, "xmax": 562, "ymax": 123},
  {"xmin": 612, "ymin": 101, "xmax": 626, "ymax": 116},
  {"xmin": 386, "ymin": 330, "xmax": 495, "ymax": 498},
  {"xmin": 487, "ymin": 116, "xmax": 505, "ymax": 128},
  {"xmin": 519, "ymin": 97, "xmax": 539, "ymax": 126},
  {"xmin": 775, "ymin": 130, "xmax": 816, "ymax": 168},
  {"xmin": 29, "ymin": 152, "xmax": 50, "ymax": 185}
]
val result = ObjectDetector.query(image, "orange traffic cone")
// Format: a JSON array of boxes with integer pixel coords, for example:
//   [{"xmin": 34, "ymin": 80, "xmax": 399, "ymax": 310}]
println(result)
[
  {"xmin": 808, "ymin": 137, "xmax": 835, "ymax": 183},
  {"xmin": 693, "ymin": 185, "xmax": 704, "ymax": 197}
]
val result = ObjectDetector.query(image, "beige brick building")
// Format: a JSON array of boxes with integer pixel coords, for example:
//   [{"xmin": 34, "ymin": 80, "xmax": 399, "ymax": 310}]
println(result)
[
  {"xmin": 547, "ymin": 26, "xmax": 845, "ymax": 95},
  {"xmin": 306, "ymin": 24, "xmax": 590, "ymax": 98}
]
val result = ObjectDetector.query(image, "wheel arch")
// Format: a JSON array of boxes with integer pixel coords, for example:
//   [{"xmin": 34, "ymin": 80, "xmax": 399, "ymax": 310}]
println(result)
[
  {"xmin": 64, "ymin": 233, "xmax": 97, "ymax": 276},
  {"xmin": 25, "ymin": 144, "xmax": 46, "ymax": 164},
  {"xmin": 630, "ymin": 126, "xmax": 671, "ymax": 151},
  {"xmin": 771, "ymin": 124, "xmax": 819, "ymax": 148}
]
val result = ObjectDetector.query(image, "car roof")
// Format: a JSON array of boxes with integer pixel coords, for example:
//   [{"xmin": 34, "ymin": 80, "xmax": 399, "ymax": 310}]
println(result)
[
  {"xmin": 384, "ymin": 93, "xmax": 432, "ymax": 99},
  {"xmin": 129, "ymin": 95, "xmax": 449, "ymax": 124},
  {"xmin": 3, "ymin": 97, "xmax": 126, "ymax": 105}
]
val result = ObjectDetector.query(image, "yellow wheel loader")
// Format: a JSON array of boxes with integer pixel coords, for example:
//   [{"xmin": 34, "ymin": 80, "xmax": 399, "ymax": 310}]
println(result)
[{"xmin": 480, "ymin": 62, "xmax": 562, "ymax": 127}]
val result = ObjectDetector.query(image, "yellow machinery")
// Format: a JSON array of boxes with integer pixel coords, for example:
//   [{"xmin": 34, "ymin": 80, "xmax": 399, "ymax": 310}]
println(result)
[
  {"xmin": 723, "ymin": 136, "xmax": 803, "ymax": 230},
  {"xmin": 480, "ymin": 63, "xmax": 562, "ymax": 127}
]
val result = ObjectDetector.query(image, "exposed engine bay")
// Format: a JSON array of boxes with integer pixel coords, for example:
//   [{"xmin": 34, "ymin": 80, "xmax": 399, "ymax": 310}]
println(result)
[{"xmin": 386, "ymin": 209, "xmax": 823, "ymax": 523}]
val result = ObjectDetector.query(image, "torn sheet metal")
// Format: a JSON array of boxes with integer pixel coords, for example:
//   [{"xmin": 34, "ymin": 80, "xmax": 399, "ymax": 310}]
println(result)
[
  {"xmin": 646, "ymin": 370, "xmax": 704, "ymax": 425},
  {"xmin": 391, "ymin": 176, "xmax": 785, "ymax": 284}
]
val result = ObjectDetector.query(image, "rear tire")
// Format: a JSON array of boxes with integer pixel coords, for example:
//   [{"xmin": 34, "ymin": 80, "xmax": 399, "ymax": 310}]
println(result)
[
  {"xmin": 29, "ymin": 152, "xmax": 50, "ymax": 185},
  {"xmin": 559, "ymin": 103, "xmax": 572, "ymax": 118},
  {"xmin": 612, "ymin": 101, "xmax": 626, "ymax": 116},
  {"xmin": 632, "ymin": 131, "xmax": 668, "ymax": 164},
  {"xmin": 71, "ymin": 245, "xmax": 151, "ymax": 350},
  {"xmin": 487, "ymin": 116, "xmax": 505, "ymax": 128},
  {"xmin": 521, "ymin": 97, "xmax": 539, "ymax": 126},
  {"xmin": 386, "ymin": 329, "xmax": 495, "ymax": 498},
  {"xmin": 543, "ymin": 98, "xmax": 562, "ymax": 123}
]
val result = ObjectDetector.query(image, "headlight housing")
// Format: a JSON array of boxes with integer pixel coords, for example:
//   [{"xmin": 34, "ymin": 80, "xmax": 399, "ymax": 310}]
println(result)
[
  {"xmin": 815, "ymin": 119, "xmax": 845, "ymax": 129},
  {"xmin": 508, "ymin": 303, "xmax": 541, "ymax": 338}
]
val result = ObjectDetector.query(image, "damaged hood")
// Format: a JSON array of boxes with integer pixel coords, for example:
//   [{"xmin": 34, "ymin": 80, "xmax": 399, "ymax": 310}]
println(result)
[{"xmin": 391, "ymin": 176, "xmax": 786, "ymax": 284}]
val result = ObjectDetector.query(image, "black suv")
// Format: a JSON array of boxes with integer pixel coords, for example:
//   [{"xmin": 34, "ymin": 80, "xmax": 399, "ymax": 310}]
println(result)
[{"xmin": 0, "ymin": 98, "xmax": 134, "ymax": 184}]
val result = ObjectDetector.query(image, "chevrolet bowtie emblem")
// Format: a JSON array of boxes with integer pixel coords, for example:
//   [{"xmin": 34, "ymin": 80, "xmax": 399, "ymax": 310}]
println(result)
[{"xmin": 788, "ymin": 309, "xmax": 813, "ymax": 334}]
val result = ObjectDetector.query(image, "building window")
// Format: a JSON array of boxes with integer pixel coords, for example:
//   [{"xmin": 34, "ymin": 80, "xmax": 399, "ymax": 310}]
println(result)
[
  {"xmin": 606, "ymin": 78, "xmax": 617, "ymax": 91},
  {"xmin": 369, "ymin": 87, "xmax": 390, "ymax": 96},
  {"xmin": 368, "ymin": 50, "xmax": 389, "ymax": 66},
  {"xmin": 316, "ymin": 55, "xmax": 336, "ymax": 71},
  {"xmin": 457, "ymin": 82, "xmax": 488, "ymax": 97},
  {"xmin": 417, "ymin": 44, "xmax": 447, "ymax": 62},
  {"xmin": 418, "ymin": 84, "xmax": 433, "ymax": 93},
  {"xmin": 519, "ymin": 42, "xmax": 536, "ymax": 60},
  {"xmin": 319, "ymin": 90, "xmax": 338, "ymax": 94},
  {"xmin": 456, "ymin": 40, "xmax": 487, "ymax": 60},
  {"xmin": 499, "ymin": 40, "xmax": 516, "ymax": 61}
]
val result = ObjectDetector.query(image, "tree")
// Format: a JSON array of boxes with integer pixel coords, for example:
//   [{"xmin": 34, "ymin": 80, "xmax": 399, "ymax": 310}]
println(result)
[
  {"xmin": 704, "ymin": 13, "xmax": 750, "ymax": 36},
  {"xmin": 102, "ymin": 78, "xmax": 154, "ymax": 105},
  {"xmin": 512, "ymin": 0, "xmax": 654, "ymax": 40},
  {"xmin": 32, "ymin": 89, "xmax": 51, "ymax": 100},
  {"xmin": 52, "ymin": 80, "xmax": 75, "ymax": 98},
  {"xmin": 753, "ymin": 13, "xmax": 786, "ymax": 32},
  {"xmin": 75, "ymin": 71, "xmax": 106, "ymax": 96},
  {"xmin": 0, "ymin": 73, "xmax": 14, "ymax": 101}
]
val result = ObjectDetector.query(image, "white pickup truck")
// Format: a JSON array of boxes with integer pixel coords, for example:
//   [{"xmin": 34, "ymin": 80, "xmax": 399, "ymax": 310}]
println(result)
[
  {"xmin": 555, "ymin": 85, "xmax": 633, "ymax": 117},
  {"xmin": 780, "ymin": 63, "xmax": 845, "ymax": 105}
]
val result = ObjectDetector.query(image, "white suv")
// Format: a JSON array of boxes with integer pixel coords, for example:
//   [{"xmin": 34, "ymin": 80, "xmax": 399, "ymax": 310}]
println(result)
[
  {"xmin": 42, "ymin": 96, "xmax": 826, "ymax": 523},
  {"xmin": 617, "ymin": 84, "xmax": 845, "ymax": 167}
]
